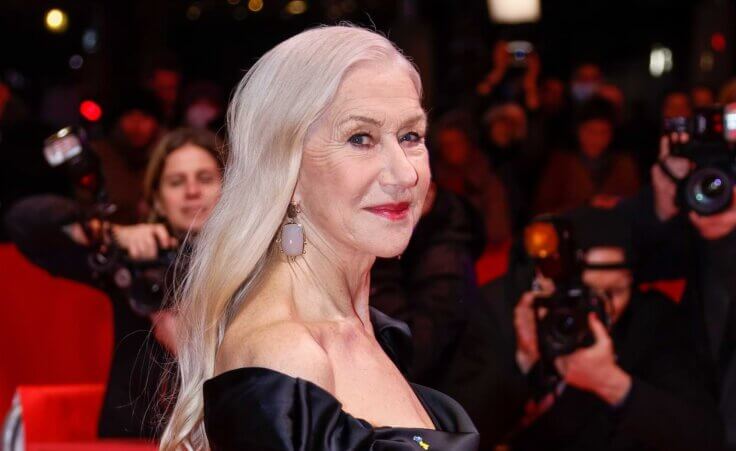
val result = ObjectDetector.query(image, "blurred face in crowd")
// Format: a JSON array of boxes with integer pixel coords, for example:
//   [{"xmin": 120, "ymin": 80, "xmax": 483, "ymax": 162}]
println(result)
[
  {"xmin": 295, "ymin": 61, "xmax": 430, "ymax": 258},
  {"xmin": 577, "ymin": 118, "xmax": 613, "ymax": 159},
  {"xmin": 185, "ymin": 98, "xmax": 222, "ymax": 130},
  {"xmin": 489, "ymin": 118, "xmax": 514, "ymax": 148},
  {"xmin": 582, "ymin": 246, "xmax": 632, "ymax": 324},
  {"xmin": 691, "ymin": 86, "xmax": 714, "ymax": 108},
  {"xmin": 571, "ymin": 64, "xmax": 603, "ymax": 102},
  {"xmin": 437, "ymin": 128, "xmax": 472, "ymax": 166},
  {"xmin": 119, "ymin": 110, "xmax": 160, "ymax": 150},
  {"xmin": 662, "ymin": 92, "xmax": 692, "ymax": 119},
  {"xmin": 151, "ymin": 69, "xmax": 181, "ymax": 107},
  {"xmin": 155, "ymin": 143, "xmax": 222, "ymax": 233}
]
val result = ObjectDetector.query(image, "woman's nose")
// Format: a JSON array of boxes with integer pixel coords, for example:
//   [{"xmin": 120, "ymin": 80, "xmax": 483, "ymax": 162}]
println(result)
[
  {"xmin": 185, "ymin": 180, "xmax": 203, "ymax": 197},
  {"xmin": 380, "ymin": 138, "xmax": 418, "ymax": 189}
]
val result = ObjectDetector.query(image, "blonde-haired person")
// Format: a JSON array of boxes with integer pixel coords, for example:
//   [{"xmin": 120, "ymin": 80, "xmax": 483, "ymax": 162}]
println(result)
[
  {"xmin": 161, "ymin": 26, "xmax": 479, "ymax": 450},
  {"xmin": 5, "ymin": 127, "xmax": 224, "ymax": 439}
]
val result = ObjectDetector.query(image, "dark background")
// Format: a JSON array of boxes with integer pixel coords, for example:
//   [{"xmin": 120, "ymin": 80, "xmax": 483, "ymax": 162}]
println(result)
[{"xmin": 2, "ymin": 0, "xmax": 734, "ymax": 123}]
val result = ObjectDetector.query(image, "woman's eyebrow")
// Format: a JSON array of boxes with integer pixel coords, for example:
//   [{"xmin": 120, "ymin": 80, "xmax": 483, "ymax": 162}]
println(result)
[
  {"xmin": 400, "ymin": 113, "xmax": 427, "ymax": 128},
  {"xmin": 338, "ymin": 112, "xmax": 426, "ymax": 128},
  {"xmin": 338, "ymin": 115, "xmax": 384, "ymax": 128}
]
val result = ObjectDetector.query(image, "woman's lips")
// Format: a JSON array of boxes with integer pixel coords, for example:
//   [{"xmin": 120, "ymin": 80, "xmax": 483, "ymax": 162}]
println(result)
[{"xmin": 364, "ymin": 202, "xmax": 410, "ymax": 221}]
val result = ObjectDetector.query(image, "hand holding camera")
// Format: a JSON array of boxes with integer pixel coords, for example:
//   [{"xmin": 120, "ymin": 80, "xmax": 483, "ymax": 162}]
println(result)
[
  {"xmin": 654, "ymin": 110, "xmax": 736, "ymax": 238},
  {"xmin": 112, "ymin": 223, "xmax": 178, "ymax": 261},
  {"xmin": 553, "ymin": 313, "xmax": 631, "ymax": 405}
]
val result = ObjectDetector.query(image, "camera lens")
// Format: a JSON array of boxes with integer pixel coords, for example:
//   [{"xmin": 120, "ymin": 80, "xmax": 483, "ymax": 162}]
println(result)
[
  {"xmin": 556, "ymin": 314, "xmax": 577, "ymax": 336},
  {"xmin": 685, "ymin": 167, "xmax": 733, "ymax": 216}
]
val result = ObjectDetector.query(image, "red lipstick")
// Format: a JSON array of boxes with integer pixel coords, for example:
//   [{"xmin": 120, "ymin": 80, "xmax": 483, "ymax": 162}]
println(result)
[{"xmin": 365, "ymin": 202, "xmax": 410, "ymax": 221}]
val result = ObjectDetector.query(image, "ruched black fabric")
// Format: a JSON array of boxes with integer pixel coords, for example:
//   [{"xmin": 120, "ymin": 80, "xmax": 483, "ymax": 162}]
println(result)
[{"xmin": 202, "ymin": 308, "xmax": 479, "ymax": 450}]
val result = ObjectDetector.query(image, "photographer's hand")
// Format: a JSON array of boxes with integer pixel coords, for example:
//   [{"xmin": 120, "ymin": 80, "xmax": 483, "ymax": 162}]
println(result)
[
  {"xmin": 651, "ymin": 134, "xmax": 691, "ymax": 221},
  {"xmin": 151, "ymin": 309, "xmax": 179, "ymax": 355},
  {"xmin": 112, "ymin": 223, "xmax": 178, "ymax": 260},
  {"xmin": 477, "ymin": 41, "xmax": 510, "ymax": 96},
  {"xmin": 514, "ymin": 292, "xmax": 540, "ymax": 374},
  {"xmin": 554, "ymin": 313, "xmax": 632, "ymax": 405}
]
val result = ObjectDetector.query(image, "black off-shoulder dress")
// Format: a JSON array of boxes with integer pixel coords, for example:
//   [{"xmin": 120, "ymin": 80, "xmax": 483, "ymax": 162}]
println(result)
[{"xmin": 203, "ymin": 308, "xmax": 480, "ymax": 450}]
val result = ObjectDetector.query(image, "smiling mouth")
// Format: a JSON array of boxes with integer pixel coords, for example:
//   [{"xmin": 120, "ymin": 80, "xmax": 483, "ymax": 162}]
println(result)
[{"xmin": 364, "ymin": 202, "xmax": 411, "ymax": 221}]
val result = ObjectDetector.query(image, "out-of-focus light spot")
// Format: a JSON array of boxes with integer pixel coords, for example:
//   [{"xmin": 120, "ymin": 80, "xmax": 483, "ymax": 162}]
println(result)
[
  {"xmin": 248, "ymin": 0, "xmax": 263, "ymax": 12},
  {"xmin": 82, "ymin": 29, "xmax": 99, "ymax": 53},
  {"xmin": 233, "ymin": 5, "xmax": 247, "ymax": 20},
  {"xmin": 186, "ymin": 4, "xmax": 202, "ymax": 20},
  {"xmin": 700, "ymin": 51, "xmax": 715, "ymax": 72},
  {"xmin": 285, "ymin": 0, "xmax": 307, "ymax": 15},
  {"xmin": 487, "ymin": 0, "xmax": 540, "ymax": 24},
  {"xmin": 80, "ymin": 100, "xmax": 103, "ymax": 122},
  {"xmin": 69, "ymin": 54, "xmax": 84, "ymax": 70},
  {"xmin": 45, "ymin": 9, "xmax": 69, "ymax": 33},
  {"xmin": 649, "ymin": 45, "xmax": 673, "ymax": 78},
  {"xmin": 711, "ymin": 33, "xmax": 727, "ymax": 53}
]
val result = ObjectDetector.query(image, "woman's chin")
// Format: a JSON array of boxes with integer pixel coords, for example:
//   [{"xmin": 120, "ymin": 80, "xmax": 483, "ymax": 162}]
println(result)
[{"xmin": 368, "ymin": 238, "xmax": 411, "ymax": 259}]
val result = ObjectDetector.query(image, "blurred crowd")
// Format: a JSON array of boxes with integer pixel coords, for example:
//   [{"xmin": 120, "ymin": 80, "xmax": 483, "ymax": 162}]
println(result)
[{"xmin": 3, "ymin": 37, "xmax": 736, "ymax": 450}]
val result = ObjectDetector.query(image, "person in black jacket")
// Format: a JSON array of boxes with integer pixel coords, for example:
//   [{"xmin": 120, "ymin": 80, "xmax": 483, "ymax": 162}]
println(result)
[
  {"xmin": 636, "ymin": 131, "xmax": 736, "ymax": 449},
  {"xmin": 441, "ymin": 206, "xmax": 724, "ymax": 451},
  {"xmin": 370, "ymin": 182, "xmax": 485, "ymax": 387},
  {"xmin": 3, "ymin": 127, "xmax": 224, "ymax": 439}
]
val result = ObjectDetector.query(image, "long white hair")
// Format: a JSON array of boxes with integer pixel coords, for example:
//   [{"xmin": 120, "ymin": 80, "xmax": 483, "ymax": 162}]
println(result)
[{"xmin": 159, "ymin": 25, "xmax": 422, "ymax": 450}]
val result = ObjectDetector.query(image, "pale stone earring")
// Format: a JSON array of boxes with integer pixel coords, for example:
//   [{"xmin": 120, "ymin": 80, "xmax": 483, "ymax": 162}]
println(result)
[{"xmin": 278, "ymin": 202, "xmax": 306, "ymax": 259}]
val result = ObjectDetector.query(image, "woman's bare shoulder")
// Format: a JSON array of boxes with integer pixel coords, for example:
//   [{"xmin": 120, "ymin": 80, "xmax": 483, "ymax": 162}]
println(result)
[{"xmin": 216, "ymin": 317, "xmax": 335, "ymax": 393}]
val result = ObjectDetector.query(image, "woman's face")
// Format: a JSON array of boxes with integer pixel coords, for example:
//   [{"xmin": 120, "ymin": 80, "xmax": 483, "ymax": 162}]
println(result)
[
  {"xmin": 296, "ymin": 61, "xmax": 430, "ymax": 258},
  {"xmin": 155, "ymin": 143, "xmax": 222, "ymax": 234}
]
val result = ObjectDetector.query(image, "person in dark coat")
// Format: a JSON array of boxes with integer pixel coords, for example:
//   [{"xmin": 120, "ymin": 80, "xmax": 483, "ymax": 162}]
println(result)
[
  {"xmin": 440, "ymin": 206, "xmax": 724, "ymax": 451},
  {"xmin": 624, "ymin": 132, "xmax": 736, "ymax": 449},
  {"xmin": 4, "ymin": 128, "xmax": 224, "ymax": 439},
  {"xmin": 370, "ymin": 182, "xmax": 485, "ymax": 388}
]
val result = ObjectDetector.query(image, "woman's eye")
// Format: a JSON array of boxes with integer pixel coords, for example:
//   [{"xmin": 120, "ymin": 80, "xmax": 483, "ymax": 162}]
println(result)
[
  {"xmin": 348, "ymin": 133, "xmax": 372, "ymax": 147},
  {"xmin": 399, "ymin": 132, "xmax": 422, "ymax": 144},
  {"xmin": 198, "ymin": 173, "xmax": 216, "ymax": 184},
  {"xmin": 167, "ymin": 178, "xmax": 184, "ymax": 187}
]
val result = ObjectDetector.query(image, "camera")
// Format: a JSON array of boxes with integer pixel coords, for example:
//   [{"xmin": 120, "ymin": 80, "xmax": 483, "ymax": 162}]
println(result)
[
  {"xmin": 523, "ymin": 216, "xmax": 609, "ymax": 361},
  {"xmin": 506, "ymin": 40, "xmax": 534, "ymax": 68},
  {"xmin": 112, "ymin": 245, "xmax": 187, "ymax": 316},
  {"xmin": 44, "ymin": 126, "xmax": 178, "ymax": 316},
  {"xmin": 43, "ymin": 127, "xmax": 114, "ymax": 214},
  {"xmin": 664, "ymin": 104, "xmax": 736, "ymax": 216}
]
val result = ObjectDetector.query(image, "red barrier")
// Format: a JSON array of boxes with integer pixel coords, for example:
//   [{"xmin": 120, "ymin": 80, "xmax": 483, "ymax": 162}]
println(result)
[
  {"xmin": 0, "ymin": 244, "xmax": 113, "ymax": 415},
  {"xmin": 19, "ymin": 384, "xmax": 105, "ymax": 443},
  {"xmin": 475, "ymin": 241, "xmax": 512, "ymax": 286},
  {"xmin": 28, "ymin": 443, "xmax": 157, "ymax": 451}
]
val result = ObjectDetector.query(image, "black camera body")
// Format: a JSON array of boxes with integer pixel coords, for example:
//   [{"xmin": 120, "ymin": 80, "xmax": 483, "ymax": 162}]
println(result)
[
  {"xmin": 665, "ymin": 105, "xmax": 736, "ymax": 216},
  {"xmin": 112, "ymin": 246, "xmax": 185, "ymax": 316},
  {"xmin": 44, "ymin": 126, "xmax": 178, "ymax": 316},
  {"xmin": 524, "ymin": 217, "xmax": 609, "ymax": 364}
]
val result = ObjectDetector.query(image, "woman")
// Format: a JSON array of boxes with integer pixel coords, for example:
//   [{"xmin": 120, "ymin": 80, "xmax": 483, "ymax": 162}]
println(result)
[
  {"xmin": 5, "ymin": 127, "xmax": 224, "ymax": 438},
  {"xmin": 533, "ymin": 97, "xmax": 640, "ymax": 215},
  {"xmin": 161, "ymin": 26, "xmax": 479, "ymax": 450}
]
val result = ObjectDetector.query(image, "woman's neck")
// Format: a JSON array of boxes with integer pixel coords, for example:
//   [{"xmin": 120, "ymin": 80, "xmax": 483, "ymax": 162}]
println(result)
[{"xmin": 270, "ymin": 226, "xmax": 376, "ymax": 328}]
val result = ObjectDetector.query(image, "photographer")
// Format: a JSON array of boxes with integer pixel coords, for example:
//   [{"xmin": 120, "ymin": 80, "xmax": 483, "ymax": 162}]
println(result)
[
  {"xmin": 441, "ymin": 207, "xmax": 723, "ymax": 450},
  {"xmin": 4, "ymin": 127, "xmax": 224, "ymax": 438},
  {"xmin": 647, "ymin": 126, "xmax": 736, "ymax": 448},
  {"xmin": 476, "ymin": 40, "xmax": 541, "ymax": 112}
]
